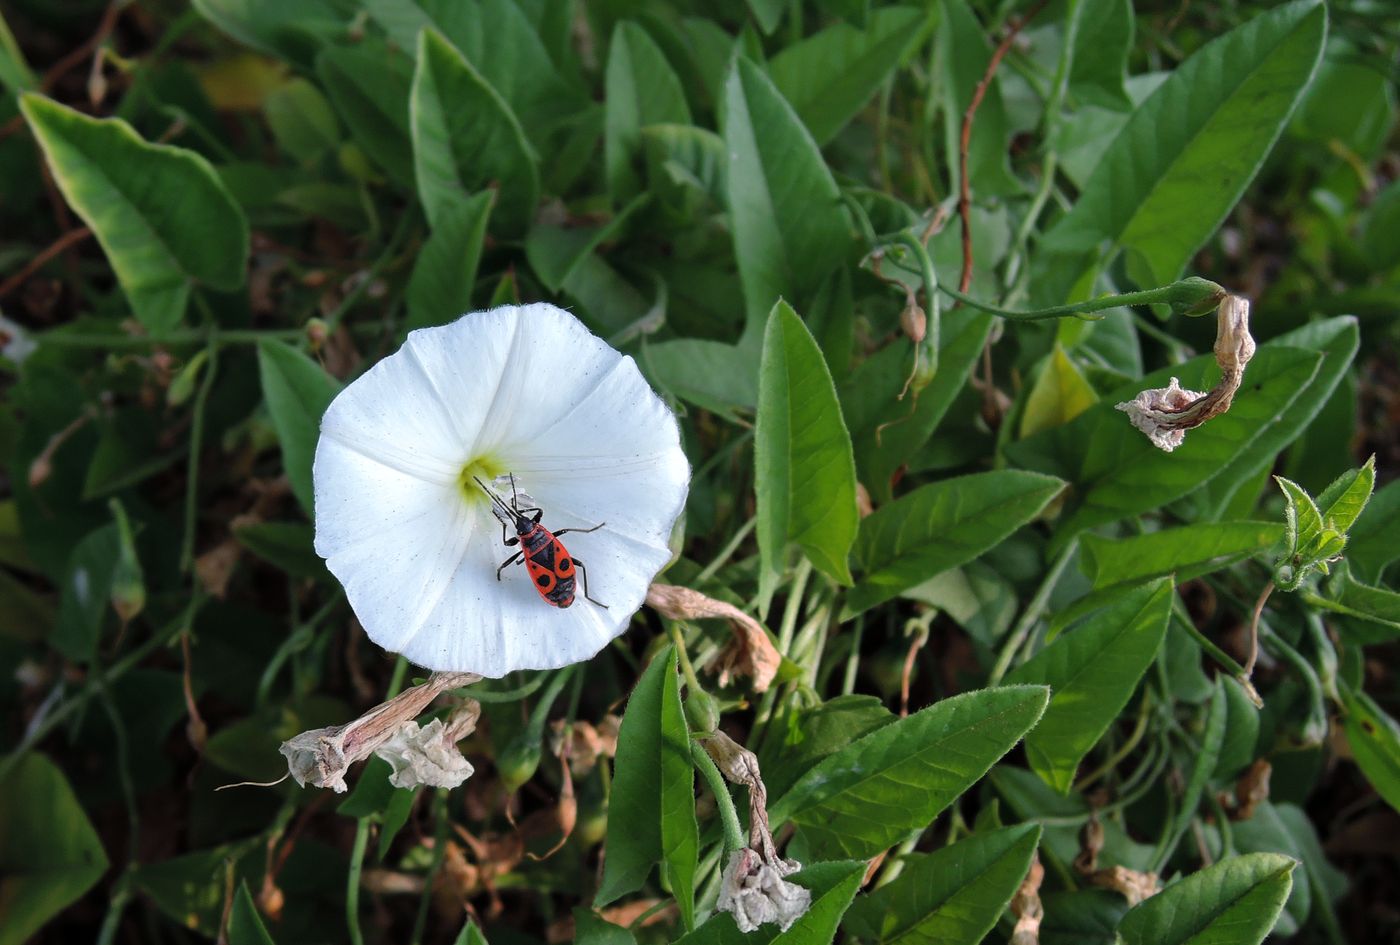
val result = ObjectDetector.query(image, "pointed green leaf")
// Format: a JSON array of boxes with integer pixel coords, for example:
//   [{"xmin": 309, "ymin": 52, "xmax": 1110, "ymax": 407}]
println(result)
[
  {"xmin": 1034, "ymin": 0, "xmax": 1326, "ymax": 301},
  {"xmin": 0, "ymin": 9, "xmax": 35, "ymax": 93},
  {"xmin": 1068, "ymin": 0, "xmax": 1133, "ymax": 110},
  {"xmin": 228, "ymin": 881, "xmax": 277, "ymax": 945},
  {"xmin": 1019, "ymin": 345, "xmax": 1098, "ymax": 438},
  {"xmin": 318, "ymin": 42, "xmax": 416, "ymax": 187},
  {"xmin": 847, "ymin": 470, "xmax": 1064, "ymax": 615},
  {"xmin": 756, "ymin": 301, "xmax": 859, "ymax": 597},
  {"xmin": 1007, "ymin": 580, "xmax": 1172, "ymax": 793},
  {"xmin": 660, "ymin": 648, "xmax": 698, "ymax": 929},
  {"xmin": 769, "ymin": 686, "xmax": 1050, "ymax": 859},
  {"xmin": 1346, "ymin": 478, "xmax": 1400, "ymax": 583},
  {"xmin": 1315, "ymin": 455, "xmax": 1376, "ymax": 534},
  {"xmin": 407, "ymin": 190, "xmax": 493, "ymax": 331},
  {"xmin": 1276, "ymin": 476, "xmax": 1324, "ymax": 560},
  {"xmin": 192, "ymin": 0, "xmax": 345, "ymax": 67},
  {"xmin": 257, "ymin": 340, "xmax": 341, "ymax": 516},
  {"xmin": 19, "ymin": 94, "xmax": 248, "ymax": 334},
  {"xmin": 595, "ymin": 646, "xmax": 672, "ymax": 906},
  {"xmin": 1116, "ymin": 853, "xmax": 1295, "ymax": 945},
  {"xmin": 574, "ymin": 910, "xmax": 634, "ymax": 945},
  {"xmin": 724, "ymin": 57, "xmax": 853, "ymax": 332},
  {"xmin": 769, "ymin": 7, "xmax": 932, "ymax": 145},
  {"xmin": 1156, "ymin": 679, "xmax": 1228, "ymax": 869},
  {"xmin": 605, "ymin": 22, "xmax": 691, "ymax": 202},
  {"xmin": 0, "ymin": 754, "xmax": 110, "ymax": 945},
  {"xmin": 842, "ymin": 823, "xmax": 1042, "ymax": 945},
  {"xmin": 851, "ymin": 311, "xmax": 995, "ymax": 503},
  {"xmin": 452, "ymin": 919, "xmax": 490, "ymax": 945},
  {"xmin": 1340, "ymin": 683, "xmax": 1400, "ymax": 813},
  {"xmin": 1081, "ymin": 521, "xmax": 1283, "ymax": 590},
  {"xmin": 1314, "ymin": 568, "xmax": 1400, "ymax": 636},
  {"xmin": 410, "ymin": 28, "xmax": 539, "ymax": 235}
]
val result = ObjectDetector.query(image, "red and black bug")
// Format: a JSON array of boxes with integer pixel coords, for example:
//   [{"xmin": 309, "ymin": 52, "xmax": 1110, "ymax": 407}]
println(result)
[{"xmin": 474, "ymin": 475, "xmax": 608, "ymax": 609}]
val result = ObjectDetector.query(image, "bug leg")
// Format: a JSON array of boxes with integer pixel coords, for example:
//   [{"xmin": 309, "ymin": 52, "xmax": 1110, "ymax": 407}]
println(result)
[
  {"xmin": 496, "ymin": 550, "xmax": 524, "ymax": 581},
  {"xmin": 554, "ymin": 521, "xmax": 606, "ymax": 538},
  {"xmin": 498, "ymin": 518, "xmax": 520, "ymax": 548},
  {"xmin": 572, "ymin": 557, "xmax": 608, "ymax": 608}
]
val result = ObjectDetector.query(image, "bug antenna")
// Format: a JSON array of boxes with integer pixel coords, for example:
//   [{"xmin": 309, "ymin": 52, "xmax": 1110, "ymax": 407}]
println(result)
[{"xmin": 473, "ymin": 476, "xmax": 516, "ymax": 519}]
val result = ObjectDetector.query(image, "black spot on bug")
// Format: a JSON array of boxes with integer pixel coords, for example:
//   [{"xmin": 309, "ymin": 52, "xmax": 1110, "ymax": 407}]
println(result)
[{"xmin": 536, "ymin": 574, "xmax": 549, "ymax": 587}]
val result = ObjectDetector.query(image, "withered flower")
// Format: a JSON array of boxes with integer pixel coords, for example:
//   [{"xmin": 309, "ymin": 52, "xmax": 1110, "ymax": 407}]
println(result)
[{"xmin": 1117, "ymin": 293, "xmax": 1255, "ymax": 451}]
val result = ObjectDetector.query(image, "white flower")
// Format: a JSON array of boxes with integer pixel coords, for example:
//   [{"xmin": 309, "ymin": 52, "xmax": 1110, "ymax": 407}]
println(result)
[
  {"xmin": 375, "ymin": 718, "xmax": 475, "ymax": 790},
  {"xmin": 718, "ymin": 848, "xmax": 811, "ymax": 933},
  {"xmin": 313, "ymin": 303, "xmax": 689, "ymax": 676},
  {"xmin": 1115, "ymin": 377, "xmax": 1205, "ymax": 452}
]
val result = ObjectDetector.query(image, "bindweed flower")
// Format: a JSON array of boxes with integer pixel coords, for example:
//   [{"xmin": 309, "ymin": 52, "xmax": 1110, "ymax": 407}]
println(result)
[
  {"xmin": 718, "ymin": 847, "xmax": 811, "ymax": 933},
  {"xmin": 374, "ymin": 697, "xmax": 480, "ymax": 790},
  {"xmin": 313, "ymin": 303, "xmax": 689, "ymax": 675},
  {"xmin": 279, "ymin": 671, "xmax": 477, "ymax": 792},
  {"xmin": 1116, "ymin": 293, "xmax": 1255, "ymax": 452}
]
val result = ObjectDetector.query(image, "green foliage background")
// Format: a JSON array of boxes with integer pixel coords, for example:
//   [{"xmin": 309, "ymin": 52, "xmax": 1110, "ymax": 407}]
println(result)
[{"xmin": 0, "ymin": 1, "xmax": 1397, "ymax": 943}]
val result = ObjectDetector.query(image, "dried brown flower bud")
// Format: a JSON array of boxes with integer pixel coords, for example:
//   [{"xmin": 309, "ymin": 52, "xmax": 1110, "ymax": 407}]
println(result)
[{"xmin": 647, "ymin": 584, "xmax": 780, "ymax": 693}]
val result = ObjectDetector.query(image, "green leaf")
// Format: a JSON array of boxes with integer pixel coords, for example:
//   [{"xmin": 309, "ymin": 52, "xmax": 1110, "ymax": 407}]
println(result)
[
  {"xmin": 847, "ymin": 470, "xmax": 1064, "ymax": 616},
  {"xmin": 1314, "ymin": 455, "xmax": 1376, "ymax": 534},
  {"xmin": 1157, "ymin": 679, "xmax": 1228, "ymax": 868},
  {"xmin": 1019, "ymin": 345, "xmax": 1099, "ymax": 438},
  {"xmin": 228, "ymin": 881, "xmax": 277, "ymax": 945},
  {"xmin": 1346, "ymin": 478, "xmax": 1400, "ymax": 583},
  {"xmin": 850, "ymin": 311, "xmax": 995, "ymax": 503},
  {"xmin": 1116, "ymin": 853, "xmax": 1295, "ymax": 945},
  {"xmin": 605, "ymin": 21, "xmax": 691, "ymax": 202},
  {"xmin": 0, "ymin": 9, "xmax": 36, "ymax": 93},
  {"xmin": 234, "ymin": 521, "xmax": 328, "ymax": 580},
  {"xmin": 257, "ymin": 340, "xmax": 341, "ymax": 516},
  {"xmin": 1068, "ymin": 0, "xmax": 1133, "ymax": 110},
  {"xmin": 595, "ymin": 646, "xmax": 672, "ymax": 906},
  {"xmin": 265, "ymin": 77, "xmax": 340, "ymax": 162},
  {"xmin": 192, "ymin": 0, "xmax": 345, "ymax": 67},
  {"xmin": 660, "ymin": 647, "xmax": 698, "ymax": 929},
  {"xmin": 1313, "ymin": 568, "xmax": 1400, "ymax": 636},
  {"xmin": 842, "ymin": 823, "xmax": 1042, "ymax": 945},
  {"xmin": 644, "ymin": 338, "xmax": 759, "ymax": 415},
  {"xmin": 525, "ymin": 193, "xmax": 650, "ymax": 294},
  {"xmin": 756, "ymin": 301, "xmax": 859, "ymax": 599},
  {"xmin": 675, "ymin": 860, "xmax": 866, "ymax": 945},
  {"xmin": 317, "ymin": 43, "xmax": 416, "ymax": 187},
  {"xmin": 410, "ymin": 28, "xmax": 539, "ymax": 235},
  {"xmin": 760, "ymin": 695, "xmax": 896, "ymax": 800},
  {"xmin": 940, "ymin": 0, "xmax": 1019, "ymax": 196},
  {"xmin": 1195, "ymin": 317, "xmax": 1358, "ymax": 521},
  {"xmin": 769, "ymin": 7, "xmax": 932, "ymax": 145},
  {"xmin": 724, "ymin": 57, "xmax": 853, "ymax": 332},
  {"xmin": 1034, "ymin": 0, "xmax": 1326, "ymax": 300},
  {"xmin": 1008, "ymin": 345, "xmax": 1321, "ymax": 543},
  {"xmin": 407, "ymin": 190, "xmax": 493, "ymax": 331},
  {"xmin": 52, "ymin": 523, "xmax": 121, "ymax": 663},
  {"xmin": 1006, "ymin": 580, "xmax": 1172, "ymax": 794},
  {"xmin": 0, "ymin": 754, "xmax": 110, "ymax": 945},
  {"xmin": 574, "ymin": 909, "xmax": 635, "ymax": 945},
  {"xmin": 769, "ymin": 685, "xmax": 1050, "ymax": 859},
  {"xmin": 1080, "ymin": 521, "xmax": 1283, "ymax": 590},
  {"xmin": 19, "ymin": 94, "xmax": 249, "ymax": 334},
  {"xmin": 1340, "ymin": 683, "xmax": 1400, "ymax": 813},
  {"xmin": 451, "ymin": 920, "xmax": 490, "ymax": 945}
]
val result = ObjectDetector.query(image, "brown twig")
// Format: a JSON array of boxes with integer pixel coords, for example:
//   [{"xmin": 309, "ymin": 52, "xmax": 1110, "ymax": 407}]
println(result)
[
  {"xmin": 957, "ymin": 0, "xmax": 1048, "ymax": 294},
  {"xmin": 1244, "ymin": 581, "xmax": 1274, "ymax": 680},
  {"xmin": 0, "ymin": 226, "xmax": 92, "ymax": 299}
]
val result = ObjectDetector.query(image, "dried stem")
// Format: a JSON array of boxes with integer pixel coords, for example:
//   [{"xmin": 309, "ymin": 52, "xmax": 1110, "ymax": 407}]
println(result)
[
  {"xmin": 958, "ymin": 0, "xmax": 1049, "ymax": 294},
  {"xmin": 1244, "ymin": 581, "xmax": 1274, "ymax": 680}
]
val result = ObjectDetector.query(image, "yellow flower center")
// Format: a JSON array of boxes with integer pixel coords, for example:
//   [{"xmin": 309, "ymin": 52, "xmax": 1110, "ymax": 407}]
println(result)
[{"xmin": 457, "ymin": 455, "xmax": 508, "ymax": 506}]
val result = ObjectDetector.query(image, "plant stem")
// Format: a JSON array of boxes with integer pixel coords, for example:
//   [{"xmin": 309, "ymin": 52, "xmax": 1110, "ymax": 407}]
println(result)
[
  {"xmin": 691, "ymin": 741, "xmax": 745, "ymax": 853},
  {"xmin": 938, "ymin": 279, "xmax": 1218, "ymax": 322},
  {"xmin": 989, "ymin": 538, "xmax": 1077, "ymax": 685},
  {"xmin": 346, "ymin": 817, "xmax": 370, "ymax": 945},
  {"xmin": 410, "ymin": 790, "xmax": 451, "ymax": 945},
  {"xmin": 1170, "ymin": 599, "xmax": 1246, "ymax": 677},
  {"xmin": 694, "ymin": 516, "xmax": 757, "ymax": 585},
  {"xmin": 669, "ymin": 623, "xmax": 704, "ymax": 694},
  {"xmin": 180, "ymin": 333, "xmax": 219, "ymax": 572}
]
